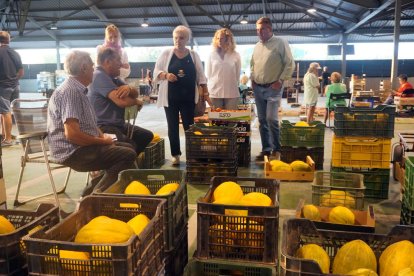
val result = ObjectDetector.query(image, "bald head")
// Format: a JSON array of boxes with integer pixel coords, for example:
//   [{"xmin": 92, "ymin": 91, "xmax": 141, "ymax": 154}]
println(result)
[{"xmin": 0, "ymin": 31, "xmax": 10, "ymax": 44}]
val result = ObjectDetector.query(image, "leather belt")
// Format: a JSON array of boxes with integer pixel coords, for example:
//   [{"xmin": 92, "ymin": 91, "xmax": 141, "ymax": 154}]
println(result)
[{"xmin": 256, "ymin": 81, "xmax": 275, "ymax": 88}]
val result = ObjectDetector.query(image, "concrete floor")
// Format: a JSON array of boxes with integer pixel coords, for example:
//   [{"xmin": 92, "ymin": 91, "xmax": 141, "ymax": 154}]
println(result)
[{"xmin": 1, "ymin": 93, "xmax": 406, "ymax": 264}]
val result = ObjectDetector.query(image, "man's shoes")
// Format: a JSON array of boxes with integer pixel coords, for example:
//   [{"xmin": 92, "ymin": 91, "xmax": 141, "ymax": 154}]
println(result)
[
  {"xmin": 172, "ymin": 155, "xmax": 180, "ymax": 166},
  {"xmin": 270, "ymin": 151, "xmax": 281, "ymax": 160},
  {"xmin": 1, "ymin": 140, "xmax": 14, "ymax": 147},
  {"xmin": 256, "ymin": 151, "xmax": 271, "ymax": 161}
]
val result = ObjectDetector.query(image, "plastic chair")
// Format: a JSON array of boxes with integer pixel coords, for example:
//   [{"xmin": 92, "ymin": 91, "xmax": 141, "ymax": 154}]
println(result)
[
  {"xmin": 327, "ymin": 92, "xmax": 351, "ymax": 128},
  {"xmin": 124, "ymin": 105, "xmax": 139, "ymax": 139},
  {"xmin": 10, "ymin": 98, "xmax": 71, "ymax": 209}
]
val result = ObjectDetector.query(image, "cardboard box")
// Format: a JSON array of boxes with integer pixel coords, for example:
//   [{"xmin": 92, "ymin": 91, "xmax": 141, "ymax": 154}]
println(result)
[{"xmin": 208, "ymin": 107, "xmax": 252, "ymax": 121}]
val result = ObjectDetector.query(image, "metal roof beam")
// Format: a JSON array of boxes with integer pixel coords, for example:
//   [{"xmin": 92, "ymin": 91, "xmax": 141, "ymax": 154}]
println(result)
[
  {"xmin": 341, "ymin": 0, "xmax": 380, "ymax": 9},
  {"xmin": 168, "ymin": 0, "xmax": 198, "ymax": 46},
  {"xmin": 345, "ymin": 0, "xmax": 395, "ymax": 34},
  {"xmin": 81, "ymin": 0, "xmax": 132, "ymax": 47},
  {"xmin": 26, "ymin": 17, "xmax": 70, "ymax": 48}
]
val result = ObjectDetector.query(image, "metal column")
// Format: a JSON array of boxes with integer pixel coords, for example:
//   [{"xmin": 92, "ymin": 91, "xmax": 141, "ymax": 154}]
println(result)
[{"xmin": 391, "ymin": 0, "xmax": 401, "ymax": 89}]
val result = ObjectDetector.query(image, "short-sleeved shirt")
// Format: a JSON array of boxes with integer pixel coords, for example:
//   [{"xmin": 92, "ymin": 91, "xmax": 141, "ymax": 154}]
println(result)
[
  {"xmin": 396, "ymin": 82, "xmax": 414, "ymax": 97},
  {"xmin": 47, "ymin": 77, "xmax": 100, "ymax": 163},
  {"xmin": 0, "ymin": 45, "xmax": 23, "ymax": 88},
  {"xmin": 325, "ymin": 83, "xmax": 347, "ymax": 108},
  {"xmin": 87, "ymin": 66, "xmax": 125, "ymax": 127},
  {"xmin": 168, "ymin": 53, "xmax": 196, "ymax": 104}
]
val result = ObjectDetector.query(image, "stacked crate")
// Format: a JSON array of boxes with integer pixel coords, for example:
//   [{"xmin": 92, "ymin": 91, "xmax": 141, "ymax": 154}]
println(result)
[
  {"xmin": 280, "ymin": 120, "xmax": 325, "ymax": 170},
  {"xmin": 186, "ymin": 176, "xmax": 279, "ymax": 275},
  {"xmin": 185, "ymin": 124, "xmax": 238, "ymax": 184},
  {"xmin": 137, "ymin": 138, "xmax": 165, "ymax": 169},
  {"xmin": 208, "ymin": 106, "xmax": 252, "ymax": 167},
  {"xmin": 331, "ymin": 105, "xmax": 395, "ymax": 199},
  {"xmin": 401, "ymin": 156, "xmax": 414, "ymax": 225},
  {"xmin": 98, "ymin": 169, "xmax": 189, "ymax": 276}
]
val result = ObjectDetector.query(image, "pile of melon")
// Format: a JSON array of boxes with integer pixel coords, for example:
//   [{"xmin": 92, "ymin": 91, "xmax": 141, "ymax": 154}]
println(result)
[
  {"xmin": 295, "ymin": 239, "xmax": 414, "ymax": 275},
  {"xmin": 302, "ymin": 204, "xmax": 356, "ymax": 225},
  {"xmin": 269, "ymin": 160, "xmax": 312, "ymax": 172},
  {"xmin": 124, "ymin": 180, "xmax": 179, "ymax": 196}
]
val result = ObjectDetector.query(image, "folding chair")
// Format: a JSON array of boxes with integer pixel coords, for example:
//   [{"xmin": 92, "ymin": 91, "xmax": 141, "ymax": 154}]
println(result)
[
  {"xmin": 124, "ymin": 105, "xmax": 140, "ymax": 168},
  {"xmin": 10, "ymin": 99, "xmax": 72, "ymax": 209},
  {"xmin": 327, "ymin": 92, "xmax": 351, "ymax": 128}
]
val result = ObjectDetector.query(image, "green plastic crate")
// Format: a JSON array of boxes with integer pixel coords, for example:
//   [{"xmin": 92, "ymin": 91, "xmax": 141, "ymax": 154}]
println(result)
[
  {"xmin": 280, "ymin": 120, "xmax": 325, "ymax": 148},
  {"xmin": 404, "ymin": 156, "xmax": 414, "ymax": 209}
]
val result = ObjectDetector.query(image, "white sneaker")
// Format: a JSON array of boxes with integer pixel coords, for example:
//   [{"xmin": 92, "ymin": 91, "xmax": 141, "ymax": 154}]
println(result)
[{"xmin": 172, "ymin": 155, "xmax": 180, "ymax": 166}]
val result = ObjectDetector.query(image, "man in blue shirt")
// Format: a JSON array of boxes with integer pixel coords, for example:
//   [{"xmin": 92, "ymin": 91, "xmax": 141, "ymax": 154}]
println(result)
[{"xmin": 88, "ymin": 47, "xmax": 153, "ymax": 155}]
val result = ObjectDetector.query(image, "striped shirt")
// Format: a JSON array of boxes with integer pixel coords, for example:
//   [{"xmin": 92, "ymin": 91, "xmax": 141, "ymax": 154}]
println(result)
[{"xmin": 47, "ymin": 76, "xmax": 100, "ymax": 163}]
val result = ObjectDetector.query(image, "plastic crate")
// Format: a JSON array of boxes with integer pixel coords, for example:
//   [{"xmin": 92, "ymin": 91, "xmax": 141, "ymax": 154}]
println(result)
[
  {"xmin": 331, "ymin": 167, "xmax": 390, "ymax": 199},
  {"xmin": 186, "ymin": 159, "xmax": 238, "ymax": 185},
  {"xmin": 185, "ymin": 124, "xmax": 237, "ymax": 160},
  {"xmin": 281, "ymin": 218, "xmax": 414, "ymax": 275},
  {"xmin": 405, "ymin": 156, "xmax": 414, "ymax": 206},
  {"xmin": 237, "ymin": 139, "xmax": 251, "ymax": 167},
  {"xmin": 280, "ymin": 120, "xmax": 325, "ymax": 148},
  {"xmin": 334, "ymin": 105, "xmax": 395, "ymax": 138},
  {"xmin": 264, "ymin": 155, "xmax": 315, "ymax": 182},
  {"xmin": 184, "ymin": 256, "xmax": 277, "ymax": 276},
  {"xmin": 0, "ymin": 204, "xmax": 59, "ymax": 276},
  {"xmin": 401, "ymin": 195, "xmax": 414, "ymax": 225},
  {"xmin": 312, "ymin": 171, "xmax": 365, "ymax": 210},
  {"xmin": 99, "ymin": 169, "xmax": 187, "ymax": 251},
  {"xmin": 281, "ymin": 146, "xmax": 324, "ymax": 170},
  {"xmin": 210, "ymin": 119, "xmax": 251, "ymax": 133},
  {"xmin": 164, "ymin": 225, "xmax": 188, "ymax": 276},
  {"xmin": 295, "ymin": 199, "xmax": 375, "ymax": 233},
  {"xmin": 197, "ymin": 176, "xmax": 279, "ymax": 264},
  {"xmin": 331, "ymin": 135, "xmax": 391, "ymax": 169},
  {"xmin": 138, "ymin": 138, "xmax": 165, "ymax": 169},
  {"xmin": 24, "ymin": 195, "xmax": 165, "ymax": 276}
]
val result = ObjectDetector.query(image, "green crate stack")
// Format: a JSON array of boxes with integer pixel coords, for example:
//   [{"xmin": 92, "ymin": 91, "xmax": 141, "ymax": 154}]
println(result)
[
  {"xmin": 138, "ymin": 138, "xmax": 165, "ymax": 169},
  {"xmin": 401, "ymin": 156, "xmax": 414, "ymax": 225},
  {"xmin": 280, "ymin": 120, "xmax": 325, "ymax": 170},
  {"xmin": 331, "ymin": 106, "xmax": 393, "ymax": 199}
]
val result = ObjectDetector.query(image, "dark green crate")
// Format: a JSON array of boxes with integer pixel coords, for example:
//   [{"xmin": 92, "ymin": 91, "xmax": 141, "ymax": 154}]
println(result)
[
  {"xmin": 280, "ymin": 120, "xmax": 325, "ymax": 148},
  {"xmin": 405, "ymin": 156, "xmax": 414, "ymax": 207},
  {"xmin": 334, "ymin": 105, "xmax": 395, "ymax": 138},
  {"xmin": 331, "ymin": 167, "xmax": 390, "ymax": 199},
  {"xmin": 401, "ymin": 195, "xmax": 414, "ymax": 225}
]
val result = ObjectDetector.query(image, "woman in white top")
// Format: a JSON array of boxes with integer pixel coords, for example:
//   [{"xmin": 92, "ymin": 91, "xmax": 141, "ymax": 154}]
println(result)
[
  {"xmin": 206, "ymin": 28, "xmax": 241, "ymax": 110},
  {"xmin": 303, "ymin": 62, "xmax": 321, "ymax": 123},
  {"xmin": 96, "ymin": 24, "xmax": 130, "ymax": 80}
]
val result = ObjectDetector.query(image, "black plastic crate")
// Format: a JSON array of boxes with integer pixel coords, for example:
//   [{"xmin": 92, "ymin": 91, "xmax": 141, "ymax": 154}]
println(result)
[
  {"xmin": 0, "ymin": 204, "xmax": 59, "ymax": 276},
  {"xmin": 186, "ymin": 159, "xmax": 238, "ymax": 185},
  {"xmin": 164, "ymin": 225, "xmax": 188, "ymax": 276},
  {"xmin": 138, "ymin": 138, "xmax": 165, "ymax": 169},
  {"xmin": 281, "ymin": 218, "xmax": 414, "ymax": 275},
  {"xmin": 334, "ymin": 105, "xmax": 395, "ymax": 138},
  {"xmin": 98, "ymin": 169, "xmax": 187, "ymax": 251},
  {"xmin": 210, "ymin": 120, "xmax": 251, "ymax": 133},
  {"xmin": 281, "ymin": 146, "xmax": 324, "ymax": 170},
  {"xmin": 331, "ymin": 167, "xmax": 390, "ymax": 199},
  {"xmin": 237, "ymin": 140, "xmax": 251, "ymax": 167},
  {"xmin": 185, "ymin": 124, "xmax": 237, "ymax": 160},
  {"xmin": 197, "ymin": 176, "xmax": 279, "ymax": 264},
  {"xmin": 24, "ymin": 195, "xmax": 165, "ymax": 276},
  {"xmin": 280, "ymin": 120, "xmax": 325, "ymax": 148}
]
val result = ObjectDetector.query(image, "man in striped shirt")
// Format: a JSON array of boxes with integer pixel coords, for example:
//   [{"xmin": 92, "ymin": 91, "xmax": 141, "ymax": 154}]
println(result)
[{"xmin": 47, "ymin": 50, "xmax": 136, "ymax": 197}]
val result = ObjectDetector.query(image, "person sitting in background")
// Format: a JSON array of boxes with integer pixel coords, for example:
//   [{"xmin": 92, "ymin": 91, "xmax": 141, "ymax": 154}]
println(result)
[
  {"xmin": 324, "ymin": 72, "xmax": 347, "ymax": 124},
  {"xmin": 303, "ymin": 62, "xmax": 321, "ymax": 123},
  {"xmin": 47, "ymin": 50, "xmax": 136, "ymax": 197},
  {"xmin": 239, "ymin": 74, "xmax": 250, "ymax": 104},
  {"xmin": 383, "ymin": 74, "xmax": 413, "ymax": 105},
  {"xmin": 320, "ymin": 66, "xmax": 330, "ymax": 96},
  {"xmin": 97, "ymin": 24, "xmax": 130, "ymax": 81},
  {"xmin": 88, "ymin": 47, "xmax": 153, "ymax": 155}
]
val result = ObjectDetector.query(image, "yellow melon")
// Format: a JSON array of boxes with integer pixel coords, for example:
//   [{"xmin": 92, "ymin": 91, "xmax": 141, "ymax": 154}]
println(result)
[
  {"xmin": 209, "ymin": 224, "xmax": 234, "ymax": 253},
  {"xmin": 271, "ymin": 160, "xmax": 292, "ymax": 172},
  {"xmin": 332, "ymin": 240, "xmax": 377, "ymax": 274},
  {"xmin": 156, "ymin": 182, "xmax": 180, "ymax": 195},
  {"xmin": 295, "ymin": 121, "xmax": 309, "ymax": 127},
  {"xmin": 302, "ymin": 204, "xmax": 321, "ymax": 221},
  {"xmin": 213, "ymin": 197, "xmax": 247, "ymax": 217},
  {"xmin": 193, "ymin": 131, "xmax": 203, "ymax": 135},
  {"xmin": 347, "ymin": 268, "xmax": 378, "ymax": 275},
  {"xmin": 127, "ymin": 214, "xmax": 150, "ymax": 236},
  {"xmin": 328, "ymin": 206, "xmax": 355, "ymax": 225},
  {"xmin": 240, "ymin": 192, "xmax": 272, "ymax": 207},
  {"xmin": 398, "ymin": 267, "xmax": 414, "ymax": 276},
  {"xmin": 213, "ymin": 181, "xmax": 243, "ymax": 202},
  {"xmin": 321, "ymin": 190, "xmax": 355, "ymax": 208},
  {"xmin": 0, "ymin": 215, "xmax": 15, "ymax": 234},
  {"xmin": 151, "ymin": 133, "xmax": 160, "ymax": 142},
  {"xmin": 124, "ymin": 181, "xmax": 151, "ymax": 195},
  {"xmin": 236, "ymin": 220, "xmax": 264, "ymax": 255},
  {"xmin": 379, "ymin": 240, "xmax": 414, "ymax": 276},
  {"xmin": 290, "ymin": 160, "xmax": 311, "ymax": 171},
  {"xmin": 295, "ymin": 244, "xmax": 330, "ymax": 273}
]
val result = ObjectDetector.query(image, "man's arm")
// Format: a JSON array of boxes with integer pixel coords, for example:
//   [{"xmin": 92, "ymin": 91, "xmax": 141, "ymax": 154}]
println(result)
[
  {"xmin": 64, "ymin": 118, "xmax": 113, "ymax": 146},
  {"xmin": 16, "ymin": 68, "xmax": 24, "ymax": 79},
  {"xmin": 107, "ymin": 85, "xmax": 140, "ymax": 108}
]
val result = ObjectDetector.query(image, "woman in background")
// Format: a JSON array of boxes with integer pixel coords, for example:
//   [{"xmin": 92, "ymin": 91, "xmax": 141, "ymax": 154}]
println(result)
[
  {"xmin": 97, "ymin": 24, "xmax": 130, "ymax": 80},
  {"xmin": 154, "ymin": 25, "xmax": 211, "ymax": 166},
  {"xmin": 324, "ymin": 72, "xmax": 347, "ymax": 124},
  {"xmin": 303, "ymin": 62, "xmax": 321, "ymax": 123},
  {"xmin": 206, "ymin": 28, "xmax": 241, "ymax": 110}
]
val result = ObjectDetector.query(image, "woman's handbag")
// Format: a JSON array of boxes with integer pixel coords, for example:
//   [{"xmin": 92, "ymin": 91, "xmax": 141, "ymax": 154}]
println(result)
[{"xmin": 194, "ymin": 85, "xmax": 206, "ymax": 117}]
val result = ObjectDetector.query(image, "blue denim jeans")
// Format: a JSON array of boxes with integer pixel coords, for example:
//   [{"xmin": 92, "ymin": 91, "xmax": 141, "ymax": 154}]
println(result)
[{"xmin": 253, "ymin": 84, "xmax": 282, "ymax": 153}]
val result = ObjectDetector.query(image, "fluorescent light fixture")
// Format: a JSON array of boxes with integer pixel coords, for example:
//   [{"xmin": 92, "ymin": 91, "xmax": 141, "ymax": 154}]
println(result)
[
  {"xmin": 141, "ymin": 18, "xmax": 149, "ymax": 28},
  {"xmin": 240, "ymin": 15, "xmax": 248, "ymax": 24},
  {"xmin": 307, "ymin": 8, "xmax": 317, "ymax": 13},
  {"xmin": 50, "ymin": 22, "xmax": 58, "ymax": 30}
]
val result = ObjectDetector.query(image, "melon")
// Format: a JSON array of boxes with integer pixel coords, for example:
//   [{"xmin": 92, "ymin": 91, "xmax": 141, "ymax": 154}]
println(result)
[
  {"xmin": 240, "ymin": 192, "xmax": 272, "ymax": 206},
  {"xmin": 290, "ymin": 160, "xmax": 311, "ymax": 171},
  {"xmin": 328, "ymin": 206, "xmax": 355, "ymax": 225},
  {"xmin": 127, "ymin": 214, "xmax": 150, "ymax": 236},
  {"xmin": 295, "ymin": 244, "xmax": 330, "ymax": 273},
  {"xmin": 347, "ymin": 268, "xmax": 378, "ymax": 275},
  {"xmin": 302, "ymin": 204, "xmax": 321, "ymax": 221},
  {"xmin": 124, "ymin": 181, "xmax": 151, "ymax": 195},
  {"xmin": 0, "ymin": 215, "xmax": 15, "ymax": 234},
  {"xmin": 379, "ymin": 240, "xmax": 414, "ymax": 276},
  {"xmin": 332, "ymin": 240, "xmax": 377, "ymax": 274},
  {"xmin": 398, "ymin": 267, "xmax": 414, "ymax": 276},
  {"xmin": 213, "ymin": 181, "xmax": 243, "ymax": 202},
  {"xmin": 295, "ymin": 121, "xmax": 309, "ymax": 127},
  {"xmin": 321, "ymin": 190, "xmax": 355, "ymax": 208},
  {"xmin": 156, "ymin": 182, "xmax": 179, "ymax": 195}
]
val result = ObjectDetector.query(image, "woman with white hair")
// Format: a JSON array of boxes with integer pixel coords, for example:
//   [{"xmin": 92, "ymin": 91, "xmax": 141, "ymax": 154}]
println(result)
[
  {"xmin": 154, "ymin": 25, "xmax": 212, "ymax": 165},
  {"xmin": 303, "ymin": 62, "xmax": 321, "ymax": 123}
]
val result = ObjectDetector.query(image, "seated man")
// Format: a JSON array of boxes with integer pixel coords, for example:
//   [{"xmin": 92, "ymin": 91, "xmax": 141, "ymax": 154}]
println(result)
[
  {"xmin": 88, "ymin": 47, "xmax": 153, "ymax": 155},
  {"xmin": 384, "ymin": 74, "xmax": 413, "ymax": 105},
  {"xmin": 47, "ymin": 50, "xmax": 136, "ymax": 197}
]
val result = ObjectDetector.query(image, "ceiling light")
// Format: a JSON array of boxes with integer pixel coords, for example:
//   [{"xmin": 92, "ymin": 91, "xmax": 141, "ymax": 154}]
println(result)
[
  {"xmin": 50, "ymin": 22, "xmax": 58, "ymax": 30},
  {"xmin": 240, "ymin": 15, "xmax": 248, "ymax": 24},
  {"xmin": 141, "ymin": 18, "xmax": 149, "ymax": 28},
  {"xmin": 307, "ymin": 8, "xmax": 317, "ymax": 13}
]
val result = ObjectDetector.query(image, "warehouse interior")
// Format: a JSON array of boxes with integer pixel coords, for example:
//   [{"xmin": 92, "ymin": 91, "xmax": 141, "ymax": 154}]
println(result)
[{"xmin": 1, "ymin": 0, "xmax": 414, "ymax": 275}]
